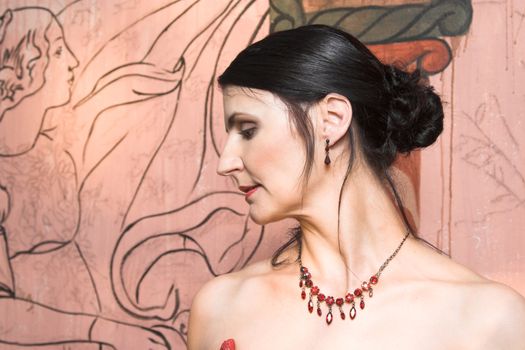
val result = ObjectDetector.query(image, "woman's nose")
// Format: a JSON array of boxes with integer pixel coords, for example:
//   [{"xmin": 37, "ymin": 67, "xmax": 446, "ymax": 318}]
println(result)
[
  {"xmin": 68, "ymin": 49, "xmax": 80, "ymax": 69},
  {"xmin": 217, "ymin": 152, "xmax": 244, "ymax": 177}
]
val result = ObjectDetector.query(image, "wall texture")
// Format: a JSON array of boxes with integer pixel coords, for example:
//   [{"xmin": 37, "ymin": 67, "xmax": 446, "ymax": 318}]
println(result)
[{"xmin": 0, "ymin": 0, "xmax": 522, "ymax": 349}]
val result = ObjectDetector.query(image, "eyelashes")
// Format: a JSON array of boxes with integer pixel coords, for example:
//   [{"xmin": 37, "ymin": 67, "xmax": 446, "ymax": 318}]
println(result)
[
  {"xmin": 239, "ymin": 127, "xmax": 256, "ymax": 139},
  {"xmin": 54, "ymin": 46, "xmax": 63, "ymax": 58}
]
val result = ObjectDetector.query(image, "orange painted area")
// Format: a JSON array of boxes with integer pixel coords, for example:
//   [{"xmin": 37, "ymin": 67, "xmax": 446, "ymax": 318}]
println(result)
[{"xmin": 369, "ymin": 39, "xmax": 452, "ymax": 75}]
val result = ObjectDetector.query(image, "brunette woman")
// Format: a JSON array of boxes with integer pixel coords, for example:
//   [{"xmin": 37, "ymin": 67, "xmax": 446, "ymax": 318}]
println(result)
[{"xmin": 188, "ymin": 25, "xmax": 525, "ymax": 349}]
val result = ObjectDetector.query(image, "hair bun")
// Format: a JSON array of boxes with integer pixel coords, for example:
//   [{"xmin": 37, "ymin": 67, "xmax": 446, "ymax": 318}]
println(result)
[{"xmin": 383, "ymin": 65, "xmax": 444, "ymax": 154}]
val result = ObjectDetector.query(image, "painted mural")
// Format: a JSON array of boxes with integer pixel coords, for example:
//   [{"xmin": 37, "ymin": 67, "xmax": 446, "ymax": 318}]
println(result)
[{"xmin": 0, "ymin": 0, "xmax": 523, "ymax": 349}]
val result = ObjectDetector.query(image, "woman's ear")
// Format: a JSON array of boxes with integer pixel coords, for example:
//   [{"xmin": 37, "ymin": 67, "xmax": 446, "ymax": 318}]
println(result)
[{"xmin": 318, "ymin": 93, "xmax": 352, "ymax": 146}]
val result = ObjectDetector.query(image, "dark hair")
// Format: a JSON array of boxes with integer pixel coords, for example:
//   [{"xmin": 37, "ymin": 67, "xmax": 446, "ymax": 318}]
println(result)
[{"xmin": 218, "ymin": 25, "xmax": 445, "ymax": 266}]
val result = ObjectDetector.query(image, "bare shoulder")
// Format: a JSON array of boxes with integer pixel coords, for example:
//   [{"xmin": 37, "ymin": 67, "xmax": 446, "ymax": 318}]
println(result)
[
  {"xmin": 408, "ymin": 238, "xmax": 525, "ymax": 348},
  {"xmin": 468, "ymin": 280, "xmax": 525, "ymax": 348},
  {"xmin": 187, "ymin": 272, "xmax": 242, "ymax": 350},
  {"xmin": 187, "ymin": 258, "xmax": 276, "ymax": 350}
]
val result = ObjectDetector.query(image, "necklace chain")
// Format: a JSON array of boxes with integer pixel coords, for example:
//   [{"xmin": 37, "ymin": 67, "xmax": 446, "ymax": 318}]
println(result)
[
  {"xmin": 297, "ymin": 230, "xmax": 410, "ymax": 325},
  {"xmin": 377, "ymin": 231, "xmax": 410, "ymax": 277}
]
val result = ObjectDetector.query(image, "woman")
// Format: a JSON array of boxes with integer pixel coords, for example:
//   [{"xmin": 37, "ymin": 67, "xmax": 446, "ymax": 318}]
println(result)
[{"xmin": 188, "ymin": 25, "xmax": 525, "ymax": 349}]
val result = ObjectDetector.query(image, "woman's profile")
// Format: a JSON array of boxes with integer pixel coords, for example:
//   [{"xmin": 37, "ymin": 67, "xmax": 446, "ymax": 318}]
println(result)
[
  {"xmin": 0, "ymin": 7, "xmax": 79, "ymax": 156},
  {"xmin": 187, "ymin": 25, "xmax": 525, "ymax": 349},
  {"xmin": 0, "ymin": 7, "xmax": 171, "ymax": 350}
]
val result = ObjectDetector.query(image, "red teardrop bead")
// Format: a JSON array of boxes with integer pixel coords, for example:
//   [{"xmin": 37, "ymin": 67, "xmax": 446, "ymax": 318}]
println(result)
[
  {"xmin": 349, "ymin": 305, "xmax": 356, "ymax": 320},
  {"xmin": 360, "ymin": 299, "xmax": 365, "ymax": 310},
  {"xmin": 317, "ymin": 307, "xmax": 322, "ymax": 316},
  {"xmin": 301, "ymin": 290, "xmax": 306, "ymax": 299},
  {"xmin": 308, "ymin": 300, "xmax": 314, "ymax": 313},
  {"xmin": 370, "ymin": 275, "xmax": 378, "ymax": 284},
  {"xmin": 326, "ymin": 311, "xmax": 333, "ymax": 325},
  {"xmin": 299, "ymin": 280, "xmax": 303, "ymax": 288},
  {"xmin": 340, "ymin": 311, "xmax": 346, "ymax": 320}
]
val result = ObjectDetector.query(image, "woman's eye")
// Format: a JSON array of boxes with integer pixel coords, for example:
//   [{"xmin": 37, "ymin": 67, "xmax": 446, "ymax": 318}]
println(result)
[
  {"xmin": 239, "ymin": 127, "xmax": 256, "ymax": 139},
  {"xmin": 54, "ymin": 46, "xmax": 63, "ymax": 57}
]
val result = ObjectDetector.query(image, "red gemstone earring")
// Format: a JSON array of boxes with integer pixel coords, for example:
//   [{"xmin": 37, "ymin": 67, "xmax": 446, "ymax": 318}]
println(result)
[{"xmin": 324, "ymin": 139, "xmax": 331, "ymax": 165}]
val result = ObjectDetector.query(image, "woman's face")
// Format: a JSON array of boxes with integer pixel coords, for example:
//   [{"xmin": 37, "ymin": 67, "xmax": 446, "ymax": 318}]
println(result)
[
  {"xmin": 217, "ymin": 86, "xmax": 315, "ymax": 224},
  {"xmin": 42, "ymin": 18, "xmax": 79, "ymax": 107}
]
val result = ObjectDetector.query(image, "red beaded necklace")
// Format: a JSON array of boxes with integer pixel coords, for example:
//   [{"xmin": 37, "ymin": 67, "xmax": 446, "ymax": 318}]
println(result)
[{"xmin": 298, "ymin": 231, "xmax": 410, "ymax": 325}]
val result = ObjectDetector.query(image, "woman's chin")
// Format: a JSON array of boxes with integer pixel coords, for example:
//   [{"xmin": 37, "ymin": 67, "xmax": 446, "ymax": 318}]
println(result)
[
  {"xmin": 248, "ymin": 213, "xmax": 268, "ymax": 226},
  {"xmin": 248, "ymin": 208, "xmax": 282, "ymax": 226}
]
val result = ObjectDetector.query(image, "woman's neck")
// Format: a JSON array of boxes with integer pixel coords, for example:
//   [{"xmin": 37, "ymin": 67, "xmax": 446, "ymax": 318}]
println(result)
[
  {"xmin": 0, "ymin": 95, "xmax": 48, "ymax": 155},
  {"xmin": 295, "ymin": 165, "xmax": 410, "ymax": 296}
]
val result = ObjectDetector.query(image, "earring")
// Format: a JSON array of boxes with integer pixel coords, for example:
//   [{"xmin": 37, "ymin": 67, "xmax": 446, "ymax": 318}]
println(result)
[{"xmin": 324, "ymin": 139, "xmax": 331, "ymax": 165}]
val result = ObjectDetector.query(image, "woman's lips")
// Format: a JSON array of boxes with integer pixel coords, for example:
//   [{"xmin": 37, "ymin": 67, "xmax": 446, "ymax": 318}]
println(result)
[
  {"xmin": 245, "ymin": 186, "xmax": 259, "ymax": 198},
  {"xmin": 239, "ymin": 185, "xmax": 260, "ymax": 199}
]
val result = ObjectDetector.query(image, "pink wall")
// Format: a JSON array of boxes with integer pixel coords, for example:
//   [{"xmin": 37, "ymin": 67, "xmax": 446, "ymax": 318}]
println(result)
[
  {"xmin": 0, "ymin": 0, "xmax": 522, "ymax": 349},
  {"xmin": 421, "ymin": 0, "xmax": 525, "ymax": 294}
]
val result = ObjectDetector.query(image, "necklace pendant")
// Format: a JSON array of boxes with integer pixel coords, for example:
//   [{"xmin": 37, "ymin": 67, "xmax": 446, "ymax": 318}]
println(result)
[
  {"xmin": 326, "ymin": 310, "xmax": 333, "ymax": 325},
  {"xmin": 339, "ymin": 305, "xmax": 346, "ymax": 320},
  {"xmin": 298, "ymin": 231, "xmax": 410, "ymax": 325},
  {"xmin": 349, "ymin": 304, "xmax": 356, "ymax": 320}
]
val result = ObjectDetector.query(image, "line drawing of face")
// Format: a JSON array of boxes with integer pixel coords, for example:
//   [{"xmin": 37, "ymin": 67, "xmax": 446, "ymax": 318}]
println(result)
[
  {"xmin": 41, "ymin": 17, "xmax": 79, "ymax": 108},
  {"xmin": 0, "ymin": 7, "xmax": 79, "ymax": 155}
]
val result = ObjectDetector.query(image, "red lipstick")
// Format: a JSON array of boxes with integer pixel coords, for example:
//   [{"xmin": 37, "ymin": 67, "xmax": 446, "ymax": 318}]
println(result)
[{"xmin": 239, "ymin": 185, "xmax": 260, "ymax": 199}]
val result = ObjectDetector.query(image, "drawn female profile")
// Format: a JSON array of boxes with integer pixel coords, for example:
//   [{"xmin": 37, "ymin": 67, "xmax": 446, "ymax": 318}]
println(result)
[
  {"xmin": 0, "ymin": 7, "xmax": 79, "ymax": 156},
  {"xmin": 0, "ymin": 6, "xmax": 174, "ymax": 350},
  {"xmin": 0, "ymin": 2, "xmax": 269, "ymax": 348}
]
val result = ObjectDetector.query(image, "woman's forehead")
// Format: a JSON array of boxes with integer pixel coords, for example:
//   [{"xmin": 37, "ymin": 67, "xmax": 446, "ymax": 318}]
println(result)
[
  {"xmin": 222, "ymin": 86, "xmax": 285, "ymax": 112},
  {"xmin": 46, "ymin": 19, "xmax": 63, "ymax": 40}
]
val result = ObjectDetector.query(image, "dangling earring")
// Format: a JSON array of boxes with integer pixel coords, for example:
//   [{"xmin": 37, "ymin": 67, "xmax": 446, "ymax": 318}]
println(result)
[{"xmin": 324, "ymin": 139, "xmax": 331, "ymax": 165}]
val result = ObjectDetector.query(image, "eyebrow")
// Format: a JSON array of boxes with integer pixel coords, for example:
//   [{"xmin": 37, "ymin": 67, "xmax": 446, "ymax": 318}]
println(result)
[
  {"xmin": 225, "ymin": 113, "xmax": 256, "ymax": 132},
  {"xmin": 53, "ymin": 36, "xmax": 64, "ymax": 43}
]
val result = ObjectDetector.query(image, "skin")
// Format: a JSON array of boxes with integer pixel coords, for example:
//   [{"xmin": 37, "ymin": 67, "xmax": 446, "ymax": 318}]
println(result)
[{"xmin": 187, "ymin": 86, "xmax": 525, "ymax": 349}]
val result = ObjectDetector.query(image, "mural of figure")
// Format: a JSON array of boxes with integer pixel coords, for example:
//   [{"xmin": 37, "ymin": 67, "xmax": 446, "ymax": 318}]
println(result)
[
  {"xmin": 0, "ymin": 6, "xmax": 171, "ymax": 350},
  {"xmin": 0, "ymin": 1, "xmax": 270, "ymax": 348},
  {"xmin": 0, "ymin": 7, "xmax": 78, "ymax": 156}
]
